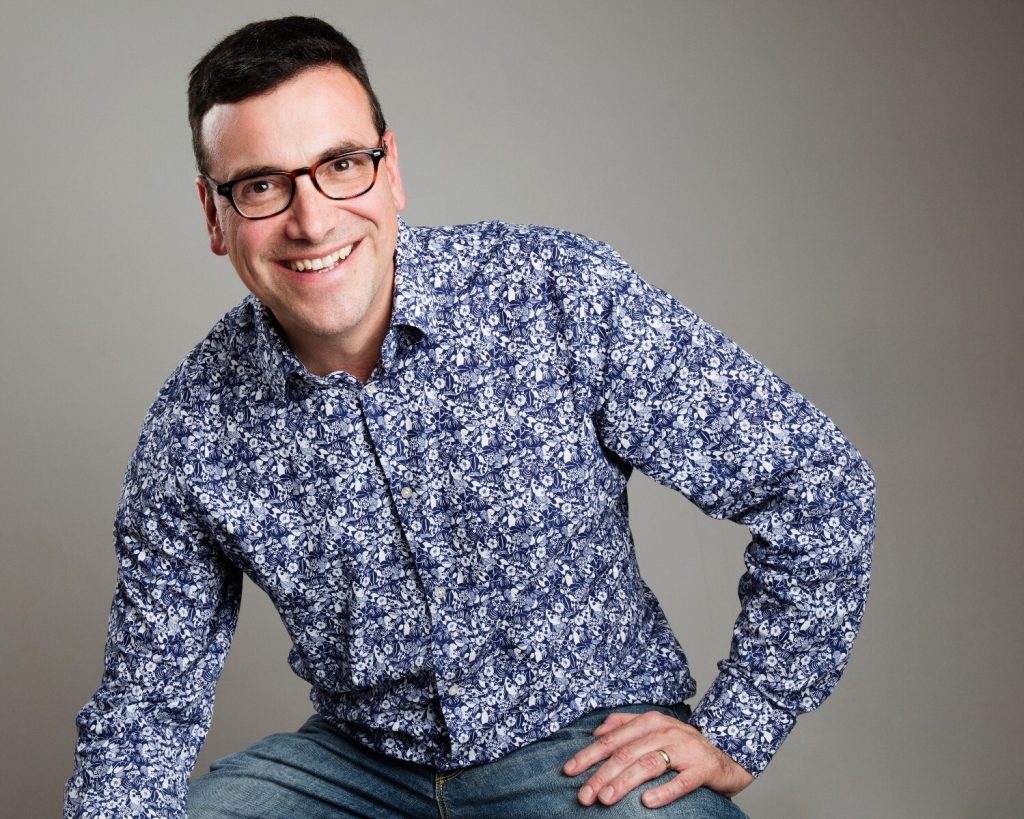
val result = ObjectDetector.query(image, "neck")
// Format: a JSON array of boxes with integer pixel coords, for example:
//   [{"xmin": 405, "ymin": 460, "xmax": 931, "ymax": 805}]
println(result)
[
  {"xmin": 287, "ymin": 319, "xmax": 389, "ymax": 382},
  {"xmin": 279, "ymin": 295, "xmax": 393, "ymax": 383}
]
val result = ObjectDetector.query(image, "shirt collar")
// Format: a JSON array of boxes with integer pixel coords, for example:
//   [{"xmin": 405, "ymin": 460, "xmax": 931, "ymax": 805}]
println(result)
[
  {"xmin": 392, "ymin": 215, "xmax": 440, "ymax": 340},
  {"xmin": 251, "ymin": 215, "xmax": 439, "ymax": 398},
  {"xmin": 251, "ymin": 298, "xmax": 308, "ymax": 397}
]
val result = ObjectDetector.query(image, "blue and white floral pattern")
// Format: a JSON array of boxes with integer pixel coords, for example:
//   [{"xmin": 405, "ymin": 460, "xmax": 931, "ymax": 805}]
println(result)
[{"xmin": 66, "ymin": 218, "xmax": 874, "ymax": 817}]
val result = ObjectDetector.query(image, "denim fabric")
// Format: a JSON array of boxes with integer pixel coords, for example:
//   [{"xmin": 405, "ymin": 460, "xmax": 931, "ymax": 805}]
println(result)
[{"xmin": 187, "ymin": 705, "xmax": 747, "ymax": 818}]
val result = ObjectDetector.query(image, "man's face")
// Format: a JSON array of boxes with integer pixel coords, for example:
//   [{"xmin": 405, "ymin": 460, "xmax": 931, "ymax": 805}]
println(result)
[{"xmin": 197, "ymin": 65, "xmax": 406, "ymax": 373}]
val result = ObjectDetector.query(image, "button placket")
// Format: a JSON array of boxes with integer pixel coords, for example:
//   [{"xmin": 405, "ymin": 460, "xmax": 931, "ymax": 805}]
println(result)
[
  {"xmin": 362, "ymin": 380, "xmax": 443, "ymax": 607},
  {"xmin": 363, "ymin": 367, "xmax": 463, "ymax": 712}
]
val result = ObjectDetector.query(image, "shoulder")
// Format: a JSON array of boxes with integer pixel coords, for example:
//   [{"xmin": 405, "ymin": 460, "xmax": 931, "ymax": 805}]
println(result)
[
  {"xmin": 406, "ymin": 220, "xmax": 634, "ymax": 304},
  {"xmin": 157, "ymin": 298, "xmax": 259, "ymax": 403},
  {"xmin": 135, "ymin": 298, "xmax": 262, "ymax": 455},
  {"xmin": 408, "ymin": 219, "xmax": 620, "ymax": 265}
]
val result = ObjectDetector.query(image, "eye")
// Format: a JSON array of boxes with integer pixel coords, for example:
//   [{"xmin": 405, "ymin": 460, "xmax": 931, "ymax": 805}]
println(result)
[
  {"xmin": 238, "ymin": 176, "xmax": 285, "ymax": 199},
  {"xmin": 314, "ymin": 152, "xmax": 376, "ymax": 199}
]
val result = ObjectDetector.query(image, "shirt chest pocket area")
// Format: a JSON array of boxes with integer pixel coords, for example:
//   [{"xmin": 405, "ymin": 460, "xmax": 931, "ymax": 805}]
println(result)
[{"xmin": 440, "ymin": 370, "xmax": 608, "ymax": 553}]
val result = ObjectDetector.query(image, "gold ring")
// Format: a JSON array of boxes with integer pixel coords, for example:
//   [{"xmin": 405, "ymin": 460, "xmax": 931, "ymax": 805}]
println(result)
[{"xmin": 656, "ymin": 748, "xmax": 671, "ymax": 770}]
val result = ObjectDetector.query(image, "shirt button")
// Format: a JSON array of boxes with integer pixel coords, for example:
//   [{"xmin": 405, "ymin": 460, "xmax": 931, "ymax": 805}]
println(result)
[
  {"xmin": 400, "ymin": 486, "xmax": 414, "ymax": 499},
  {"xmin": 364, "ymin": 384, "xmax": 378, "ymax": 396},
  {"xmin": 447, "ymin": 684, "xmax": 462, "ymax": 697},
  {"xmin": 434, "ymin": 586, "xmax": 446, "ymax": 601}
]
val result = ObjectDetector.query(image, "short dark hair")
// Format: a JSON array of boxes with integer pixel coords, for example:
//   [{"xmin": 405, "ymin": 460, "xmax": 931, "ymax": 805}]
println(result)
[{"xmin": 187, "ymin": 16, "xmax": 387, "ymax": 175}]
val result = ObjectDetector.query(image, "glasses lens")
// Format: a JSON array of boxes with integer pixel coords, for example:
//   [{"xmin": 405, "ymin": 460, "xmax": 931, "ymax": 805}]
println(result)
[
  {"xmin": 231, "ymin": 174, "xmax": 292, "ymax": 218},
  {"xmin": 316, "ymin": 152, "xmax": 378, "ymax": 200}
]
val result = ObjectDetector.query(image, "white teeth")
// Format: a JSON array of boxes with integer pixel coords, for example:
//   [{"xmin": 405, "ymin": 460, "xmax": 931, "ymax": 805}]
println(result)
[{"xmin": 286, "ymin": 244, "xmax": 353, "ymax": 272}]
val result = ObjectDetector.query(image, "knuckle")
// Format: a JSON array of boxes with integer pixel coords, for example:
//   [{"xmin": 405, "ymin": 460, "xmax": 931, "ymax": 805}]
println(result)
[
  {"xmin": 676, "ymin": 769, "xmax": 702, "ymax": 794},
  {"xmin": 585, "ymin": 765, "xmax": 606, "ymax": 790},
  {"xmin": 637, "ymin": 752, "xmax": 664, "ymax": 773},
  {"xmin": 610, "ymin": 747, "xmax": 634, "ymax": 766},
  {"xmin": 662, "ymin": 777, "xmax": 685, "ymax": 798},
  {"xmin": 596, "ymin": 732, "xmax": 618, "ymax": 751}
]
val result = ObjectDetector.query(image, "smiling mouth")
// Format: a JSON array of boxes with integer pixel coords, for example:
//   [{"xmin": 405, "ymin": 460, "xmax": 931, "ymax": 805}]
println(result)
[{"xmin": 285, "ymin": 244, "xmax": 353, "ymax": 272}]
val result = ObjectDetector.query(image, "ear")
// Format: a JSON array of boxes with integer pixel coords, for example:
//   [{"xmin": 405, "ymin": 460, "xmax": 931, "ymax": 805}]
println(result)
[
  {"xmin": 196, "ymin": 176, "xmax": 228, "ymax": 256},
  {"xmin": 380, "ymin": 130, "xmax": 407, "ymax": 212}
]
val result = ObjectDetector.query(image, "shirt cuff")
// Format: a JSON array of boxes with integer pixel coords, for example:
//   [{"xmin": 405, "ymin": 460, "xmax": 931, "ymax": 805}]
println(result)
[{"xmin": 688, "ymin": 672, "xmax": 796, "ymax": 776}]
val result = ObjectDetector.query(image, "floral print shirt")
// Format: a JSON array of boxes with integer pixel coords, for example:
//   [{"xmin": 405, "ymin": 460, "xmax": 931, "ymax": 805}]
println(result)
[{"xmin": 66, "ymin": 218, "xmax": 874, "ymax": 817}]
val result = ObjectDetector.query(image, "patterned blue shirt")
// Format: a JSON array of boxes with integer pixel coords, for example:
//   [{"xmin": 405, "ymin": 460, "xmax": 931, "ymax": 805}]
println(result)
[{"xmin": 66, "ymin": 218, "xmax": 874, "ymax": 817}]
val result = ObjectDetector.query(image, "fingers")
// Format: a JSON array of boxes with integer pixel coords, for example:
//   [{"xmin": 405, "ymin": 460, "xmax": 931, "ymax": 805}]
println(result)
[
  {"xmin": 562, "ymin": 709, "xmax": 664, "ymax": 778},
  {"xmin": 642, "ymin": 756, "xmax": 753, "ymax": 806},
  {"xmin": 563, "ymin": 710, "xmax": 693, "ymax": 806},
  {"xmin": 591, "ymin": 710, "xmax": 641, "ymax": 736},
  {"xmin": 561, "ymin": 709, "xmax": 753, "ymax": 808},
  {"xmin": 584, "ymin": 746, "xmax": 684, "ymax": 807},
  {"xmin": 641, "ymin": 770, "xmax": 703, "ymax": 809}
]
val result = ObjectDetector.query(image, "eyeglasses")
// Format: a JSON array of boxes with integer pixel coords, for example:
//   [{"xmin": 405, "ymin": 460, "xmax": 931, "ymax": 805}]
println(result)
[{"xmin": 207, "ymin": 146, "xmax": 387, "ymax": 219}]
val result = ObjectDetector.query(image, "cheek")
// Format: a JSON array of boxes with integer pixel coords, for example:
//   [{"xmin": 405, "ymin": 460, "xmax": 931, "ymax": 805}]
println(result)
[{"xmin": 226, "ymin": 223, "xmax": 272, "ymax": 264}]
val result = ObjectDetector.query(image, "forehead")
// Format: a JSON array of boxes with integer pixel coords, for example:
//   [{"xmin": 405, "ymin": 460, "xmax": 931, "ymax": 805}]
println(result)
[{"xmin": 200, "ymin": 65, "xmax": 378, "ymax": 178}]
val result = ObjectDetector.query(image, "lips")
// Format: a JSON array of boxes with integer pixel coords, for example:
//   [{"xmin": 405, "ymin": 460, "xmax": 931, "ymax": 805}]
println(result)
[{"xmin": 284, "ymin": 244, "xmax": 353, "ymax": 272}]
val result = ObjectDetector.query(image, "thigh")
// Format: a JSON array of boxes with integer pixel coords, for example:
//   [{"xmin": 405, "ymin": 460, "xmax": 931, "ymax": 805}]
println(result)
[
  {"xmin": 186, "ymin": 716, "xmax": 437, "ymax": 819},
  {"xmin": 444, "ymin": 704, "xmax": 748, "ymax": 819}
]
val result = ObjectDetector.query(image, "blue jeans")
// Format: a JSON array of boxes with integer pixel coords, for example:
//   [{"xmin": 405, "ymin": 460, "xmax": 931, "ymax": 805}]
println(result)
[{"xmin": 187, "ymin": 704, "xmax": 748, "ymax": 818}]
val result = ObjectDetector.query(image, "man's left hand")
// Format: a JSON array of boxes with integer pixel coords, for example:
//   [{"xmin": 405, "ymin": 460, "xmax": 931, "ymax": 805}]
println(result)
[{"xmin": 561, "ymin": 710, "xmax": 755, "ymax": 809}]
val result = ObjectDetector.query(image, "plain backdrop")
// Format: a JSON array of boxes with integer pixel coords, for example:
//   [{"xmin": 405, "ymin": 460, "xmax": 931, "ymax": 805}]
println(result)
[{"xmin": 2, "ymin": 2, "xmax": 1021, "ymax": 817}]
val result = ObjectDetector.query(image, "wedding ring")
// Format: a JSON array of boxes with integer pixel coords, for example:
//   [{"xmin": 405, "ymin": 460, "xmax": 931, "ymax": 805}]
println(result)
[{"xmin": 656, "ymin": 748, "xmax": 671, "ymax": 770}]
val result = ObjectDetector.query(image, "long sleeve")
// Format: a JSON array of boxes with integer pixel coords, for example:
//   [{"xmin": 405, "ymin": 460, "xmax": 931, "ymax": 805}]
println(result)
[
  {"xmin": 65, "ymin": 410, "xmax": 243, "ymax": 818},
  {"xmin": 582, "ymin": 247, "xmax": 875, "ymax": 776}
]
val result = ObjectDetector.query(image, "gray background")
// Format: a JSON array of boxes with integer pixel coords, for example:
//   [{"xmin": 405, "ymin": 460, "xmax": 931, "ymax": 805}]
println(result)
[{"xmin": 2, "ymin": 1, "xmax": 1021, "ymax": 817}]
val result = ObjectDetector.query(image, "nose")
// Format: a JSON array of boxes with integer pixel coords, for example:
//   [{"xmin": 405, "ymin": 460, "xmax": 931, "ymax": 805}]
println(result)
[{"xmin": 283, "ymin": 175, "xmax": 335, "ymax": 243}]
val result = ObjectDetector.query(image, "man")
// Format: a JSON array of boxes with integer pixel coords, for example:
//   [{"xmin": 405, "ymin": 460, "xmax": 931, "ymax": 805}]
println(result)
[{"xmin": 65, "ymin": 16, "xmax": 874, "ymax": 819}]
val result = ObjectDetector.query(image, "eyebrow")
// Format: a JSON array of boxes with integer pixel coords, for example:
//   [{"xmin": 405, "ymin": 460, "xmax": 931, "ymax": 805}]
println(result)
[{"xmin": 224, "ymin": 140, "xmax": 377, "ymax": 182}]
